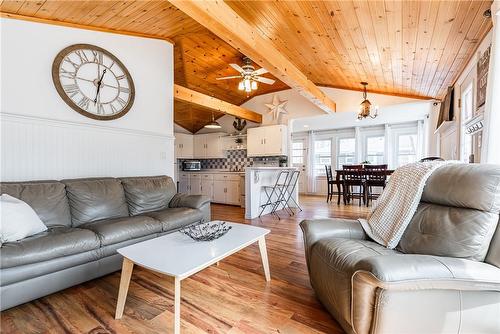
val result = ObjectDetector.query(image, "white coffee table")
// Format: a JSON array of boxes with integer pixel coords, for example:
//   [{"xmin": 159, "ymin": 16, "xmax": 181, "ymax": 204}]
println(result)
[{"xmin": 114, "ymin": 221, "xmax": 271, "ymax": 333}]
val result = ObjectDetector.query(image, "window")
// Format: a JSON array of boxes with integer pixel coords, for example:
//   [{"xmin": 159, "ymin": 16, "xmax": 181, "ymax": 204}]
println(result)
[
  {"xmin": 337, "ymin": 138, "xmax": 356, "ymax": 169},
  {"xmin": 396, "ymin": 134, "xmax": 417, "ymax": 166},
  {"xmin": 291, "ymin": 141, "xmax": 305, "ymax": 164},
  {"xmin": 313, "ymin": 139, "xmax": 332, "ymax": 176},
  {"xmin": 365, "ymin": 136, "xmax": 385, "ymax": 164}
]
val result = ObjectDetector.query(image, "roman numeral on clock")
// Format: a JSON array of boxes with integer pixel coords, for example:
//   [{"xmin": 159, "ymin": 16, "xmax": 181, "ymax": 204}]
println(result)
[{"xmin": 77, "ymin": 96, "xmax": 90, "ymax": 110}]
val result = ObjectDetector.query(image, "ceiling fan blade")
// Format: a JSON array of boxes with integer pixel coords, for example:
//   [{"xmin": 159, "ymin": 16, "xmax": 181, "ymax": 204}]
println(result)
[
  {"xmin": 216, "ymin": 76, "xmax": 242, "ymax": 80},
  {"xmin": 229, "ymin": 63, "xmax": 245, "ymax": 74},
  {"xmin": 254, "ymin": 76, "xmax": 276, "ymax": 85},
  {"xmin": 253, "ymin": 68, "xmax": 268, "ymax": 76}
]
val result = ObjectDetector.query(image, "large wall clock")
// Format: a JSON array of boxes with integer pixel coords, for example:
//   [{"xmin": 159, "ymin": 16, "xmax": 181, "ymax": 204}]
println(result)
[{"xmin": 52, "ymin": 44, "xmax": 135, "ymax": 120}]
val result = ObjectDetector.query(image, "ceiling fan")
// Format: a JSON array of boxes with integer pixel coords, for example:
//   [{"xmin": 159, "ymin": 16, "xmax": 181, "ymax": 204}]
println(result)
[{"xmin": 216, "ymin": 57, "xmax": 275, "ymax": 93}]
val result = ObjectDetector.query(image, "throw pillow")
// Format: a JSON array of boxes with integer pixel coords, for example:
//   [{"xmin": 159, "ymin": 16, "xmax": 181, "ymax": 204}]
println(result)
[{"xmin": 0, "ymin": 194, "xmax": 47, "ymax": 244}]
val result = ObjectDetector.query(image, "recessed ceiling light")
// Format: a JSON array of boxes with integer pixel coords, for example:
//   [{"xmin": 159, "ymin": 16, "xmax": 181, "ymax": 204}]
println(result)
[{"xmin": 303, "ymin": 125, "xmax": 309, "ymax": 128}]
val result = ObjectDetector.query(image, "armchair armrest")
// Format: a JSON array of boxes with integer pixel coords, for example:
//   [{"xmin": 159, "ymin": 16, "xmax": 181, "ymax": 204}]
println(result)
[
  {"xmin": 354, "ymin": 254, "xmax": 500, "ymax": 291},
  {"xmin": 300, "ymin": 218, "xmax": 367, "ymax": 268},
  {"xmin": 169, "ymin": 193, "xmax": 211, "ymax": 210}
]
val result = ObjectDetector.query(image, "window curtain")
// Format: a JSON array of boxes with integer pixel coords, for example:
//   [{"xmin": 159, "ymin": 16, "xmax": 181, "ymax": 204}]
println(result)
[
  {"xmin": 481, "ymin": 0, "xmax": 500, "ymax": 163},
  {"xmin": 307, "ymin": 130, "xmax": 316, "ymax": 193}
]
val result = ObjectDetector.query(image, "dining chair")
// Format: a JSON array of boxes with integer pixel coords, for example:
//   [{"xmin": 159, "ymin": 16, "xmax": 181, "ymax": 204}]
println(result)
[
  {"xmin": 363, "ymin": 164, "xmax": 388, "ymax": 206},
  {"xmin": 325, "ymin": 165, "xmax": 342, "ymax": 205},
  {"xmin": 342, "ymin": 164, "xmax": 364, "ymax": 206}
]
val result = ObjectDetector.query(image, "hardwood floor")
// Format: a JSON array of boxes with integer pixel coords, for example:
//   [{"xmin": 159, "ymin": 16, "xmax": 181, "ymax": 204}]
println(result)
[{"xmin": 0, "ymin": 195, "xmax": 370, "ymax": 334}]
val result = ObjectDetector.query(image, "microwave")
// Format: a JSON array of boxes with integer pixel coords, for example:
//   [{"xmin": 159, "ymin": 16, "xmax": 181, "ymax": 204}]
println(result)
[{"xmin": 182, "ymin": 160, "xmax": 201, "ymax": 171}]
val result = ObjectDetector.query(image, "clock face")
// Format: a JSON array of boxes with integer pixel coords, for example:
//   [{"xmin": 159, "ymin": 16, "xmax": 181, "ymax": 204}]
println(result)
[{"xmin": 52, "ymin": 44, "xmax": 135, "ymax": 120}]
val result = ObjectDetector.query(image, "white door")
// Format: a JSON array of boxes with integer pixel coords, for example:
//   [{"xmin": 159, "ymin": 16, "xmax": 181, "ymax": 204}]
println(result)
[
  {"xmin": 291, "ymin": 138, "xmax": 307, "ymax": 193},
  {"xmin": 178, "ymin": 176, "xmax": 190, "ymax": 194},
  {"xmin": 212, "ymin": 180, "xmax": 226, "ymax": 203},
  {"xmin": 225, "ymin": 180, "xmax": 240, "ymax": 205},
  {"xmin": 247, "ymin": 127, "xmax": 265, "ymax": 156},
  {"xmin": 180, "ymin": 134, "xmax": 194, "ymax": 159},
  {"xmin": 201, "ymin": 179, "xmax": 213, "ymax": 199},
  {"xmin": 193, "ymin": 135, "xmax": 206, "ymax": 158},
  {"xmin": 265, "ymin": 125, "xmax": 284, "ymax": 155},
  {"xmin": 189, "ymin": 175, "xmax": 202, "ymax": 195},
  {"xmin": 205, "ymin": 134, "xmax": 221, "ymax": 158}
]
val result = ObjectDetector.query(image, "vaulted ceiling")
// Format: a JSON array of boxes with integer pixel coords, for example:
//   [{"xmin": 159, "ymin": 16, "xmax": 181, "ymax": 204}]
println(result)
[{"xmin": 0, "ymin": 0, "xmax": 493, "ymax": 132}]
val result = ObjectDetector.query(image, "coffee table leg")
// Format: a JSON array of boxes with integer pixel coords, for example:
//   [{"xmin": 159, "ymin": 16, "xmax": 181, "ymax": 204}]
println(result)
[
  {"xmin": 115, "ymin": 258, "xmax": 134, "ymax": 319},
  {"xmin": 174, "ymin": 277, "xmax": 181, "ymax": 334},
  {"xmin": 258, "ymin": 237, "xmax": 271, "ymax": 282}
]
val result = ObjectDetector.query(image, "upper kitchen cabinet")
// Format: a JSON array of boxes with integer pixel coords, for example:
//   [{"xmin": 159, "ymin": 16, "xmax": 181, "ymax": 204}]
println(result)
[
  {"xmin": 175, "ymin": 133, "xmax": 194, "ymax": 159},
  {"xmin": 247, "ymin": 125, "xmax": 288, "ymax": 157},
  {"xmin": 194, "ymin": 133, "xmax": 226, "ymax": 159}
]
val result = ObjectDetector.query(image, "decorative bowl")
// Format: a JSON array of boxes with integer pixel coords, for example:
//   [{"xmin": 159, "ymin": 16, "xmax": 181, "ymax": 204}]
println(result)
[{"xmin": 179, "ymin": 221, "xmax": 232, "ymax": 241}]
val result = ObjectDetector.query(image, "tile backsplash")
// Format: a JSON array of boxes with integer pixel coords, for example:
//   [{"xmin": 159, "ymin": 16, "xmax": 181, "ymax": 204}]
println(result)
[{"xmin": 178, "ymin": 150, "xmax": 286, "ymax": 171}]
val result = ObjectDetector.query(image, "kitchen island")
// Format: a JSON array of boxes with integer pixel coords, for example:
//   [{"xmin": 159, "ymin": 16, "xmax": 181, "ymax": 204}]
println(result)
[{"xmin": 245, "ymin": 167, "xmax": 299, "ymax": 219}]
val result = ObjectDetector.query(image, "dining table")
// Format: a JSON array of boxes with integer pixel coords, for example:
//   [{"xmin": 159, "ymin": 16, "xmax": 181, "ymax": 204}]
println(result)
[{"xmin": 334, "ymin": 168, "xmax": 395, "ymax": 205}]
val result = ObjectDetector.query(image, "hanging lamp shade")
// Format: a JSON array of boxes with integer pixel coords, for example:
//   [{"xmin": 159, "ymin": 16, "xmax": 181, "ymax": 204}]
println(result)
[{"xmin": 204, "ymin": 112, "xmax": 222, "ymax": 129}]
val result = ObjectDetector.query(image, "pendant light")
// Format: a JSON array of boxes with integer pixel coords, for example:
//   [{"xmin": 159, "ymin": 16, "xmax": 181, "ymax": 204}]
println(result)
[
  {"xmin": 357, "ymin": 82, "xmax": 379, "ymax": 120},
  {"xmin": 204, "ymin": 112, "xmax": 222, "ymax": 129}
]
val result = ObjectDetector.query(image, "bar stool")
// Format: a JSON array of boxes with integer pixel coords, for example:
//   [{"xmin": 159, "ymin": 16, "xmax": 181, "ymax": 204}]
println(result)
[
  {"xmin": 259, "ymin": 170, "xmax": 290, "ymax": 219},
  {"xmin": 280, "ymin": 170, "xmax": 302, "ymax": 215}
]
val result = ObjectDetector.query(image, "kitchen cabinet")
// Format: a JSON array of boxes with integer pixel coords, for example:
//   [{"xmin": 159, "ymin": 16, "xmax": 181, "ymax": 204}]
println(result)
[
  {"xmin": 178, "ymin": 172, "xmax": 190, "ymax": 194},
  {"xmin": 200, "ymin": 174, "xmax": 214, "ymax": 198},
  {"xmin": 174, "ymin": 133, "xmax": 194, "ymax": 159},
  {"xmin": 193, "ymin": 133, "xmax": 225, "ymax": 158},
  {"xmin": 247, "ymin": 125, "xmax": 288, "ymax": 157},
  {"xmin": 179, "ymin": 172, "xmax": 242, "ymax": 206},
  {"xmin": 213, "ymin": 174, "xmax": 241, "ymax": 205}
]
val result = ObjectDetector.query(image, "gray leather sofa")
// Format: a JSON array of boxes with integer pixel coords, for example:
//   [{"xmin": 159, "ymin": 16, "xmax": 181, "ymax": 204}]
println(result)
[
  {"xmin": 0, "ymin": 175, "xmax": 210, "ymax": 311},
  {"xmin": 301, "ymin": 164, "xmax": 500, "ymax": 334}
]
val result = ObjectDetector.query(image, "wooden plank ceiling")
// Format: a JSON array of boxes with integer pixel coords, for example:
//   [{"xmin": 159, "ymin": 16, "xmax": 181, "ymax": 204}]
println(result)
[{"xmin": 0, "ymin": 0, "xmax": 493, "ymax": 132}]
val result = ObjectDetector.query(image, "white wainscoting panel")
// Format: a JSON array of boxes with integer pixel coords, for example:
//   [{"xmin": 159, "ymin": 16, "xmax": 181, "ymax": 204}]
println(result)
[{"xmin": 1, "ymin": 114, "xmax": 174, "ymax": 181}]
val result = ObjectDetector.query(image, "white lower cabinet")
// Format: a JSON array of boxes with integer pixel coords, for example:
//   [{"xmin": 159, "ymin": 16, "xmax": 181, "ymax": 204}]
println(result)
[
  {"xmin": 180, "ymin": 173, "xmax": 241, "ymax": 206},
  {"xmin": 200, "ymin": 174, "xmax": 214, "ymax": 198},
  {"xmin": 189, "ymin": 174, "xmax": 202, "ymax": 195},
  {"xmin": 212, "ymin": 180, "xmax": 226, "ymax": 203},
  {"xmin": 178, "ymin": 173, "xmax": 190, "ymax": 194}
]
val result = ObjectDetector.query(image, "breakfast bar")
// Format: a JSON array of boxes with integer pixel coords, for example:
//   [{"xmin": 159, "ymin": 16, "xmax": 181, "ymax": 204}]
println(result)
[{"xmin": 245, "ymin": 167, "xmax": 299, "ymax": 219}]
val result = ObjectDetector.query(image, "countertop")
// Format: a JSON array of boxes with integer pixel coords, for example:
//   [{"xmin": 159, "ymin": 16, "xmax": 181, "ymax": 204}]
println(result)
[
  {"xmin": 179, "ymin": 170, "xmax": 245, "ymax": 174},
  {"xmin": 245, "ymin": 167, "xmax": 297, "ymax": 170}
]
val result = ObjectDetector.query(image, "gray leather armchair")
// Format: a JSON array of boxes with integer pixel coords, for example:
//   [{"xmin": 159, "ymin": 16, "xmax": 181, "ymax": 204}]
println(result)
[
  {"xmin": 1, "ymin": 175, "xmax": 210, "ymax": 310},
  {"xmin": 301, "ymin": 164, "xmax": 500, "ymax": 334}
]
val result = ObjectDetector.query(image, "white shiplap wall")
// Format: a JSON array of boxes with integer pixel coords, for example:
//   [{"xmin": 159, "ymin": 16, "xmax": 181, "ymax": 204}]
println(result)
[{"xmin": 1, "ymin": 113, "xmax": 174, "ymax": 181}]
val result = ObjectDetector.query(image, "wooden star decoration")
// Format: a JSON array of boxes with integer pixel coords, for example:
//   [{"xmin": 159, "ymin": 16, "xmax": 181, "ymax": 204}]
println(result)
[{"xmin": 265, "ymin": 95, "xmax": 288, "ymax": 122}]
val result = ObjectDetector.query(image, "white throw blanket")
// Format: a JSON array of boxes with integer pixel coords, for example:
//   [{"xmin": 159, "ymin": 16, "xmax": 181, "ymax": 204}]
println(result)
[{"xmin": 359, "ymin": 161, "xmax": 454, "ymax": 249}]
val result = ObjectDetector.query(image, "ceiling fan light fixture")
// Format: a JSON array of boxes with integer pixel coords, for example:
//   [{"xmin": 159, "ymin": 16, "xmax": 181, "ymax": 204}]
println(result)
[
  {"xmin": 204, "ymin": 113, "xmax": 222, "ymax": 129},
  {"xmin": 251, "ymin": 80, "xmax": 258, "ymax": 90},
  {"xmin": 244, "ymin": 78, "xmax": 252, "ymax": 92},
  {"xmin": 238, "ymin": 81, "xmax": 244, "ymax": 91}
]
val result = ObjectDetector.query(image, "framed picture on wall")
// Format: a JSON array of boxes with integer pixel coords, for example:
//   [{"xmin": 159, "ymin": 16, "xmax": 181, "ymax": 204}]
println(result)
[{"xmin": 476, "ymin": 46, "xmax": 491, "ymax": 109}]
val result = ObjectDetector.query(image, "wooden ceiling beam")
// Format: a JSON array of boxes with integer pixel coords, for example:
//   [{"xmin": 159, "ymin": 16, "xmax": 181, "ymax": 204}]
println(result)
[
  {"xmin": 169, "ymin": 0, "xmax": 337, "ymax": 113},
  {"xmin": 174, "ymin": 84, "xmax": 262, "ymax": 124}
]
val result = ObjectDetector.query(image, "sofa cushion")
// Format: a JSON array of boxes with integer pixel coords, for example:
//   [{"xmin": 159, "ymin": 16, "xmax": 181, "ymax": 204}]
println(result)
[
  {"xmin": 63, "ymin": 178, "xmax": 129, "ymax": 226},
  {"xmin": 421, "ymin": 163, "xmax": 500, "ymax": 212},
  {"xmin": 398, "ymin": 203, "xmax": 498, "ymax": 261},
  {"xmin": 309, "ymin": 238, "xmax": 400, "ymax": 327},
  {"xmin": 81, "ymin": 216, "xmax": 162, "ymax": 246},
  {"xmin": 0, "ymin": 226, "xmax": 100, "ymax": 269},
  {"xmin": 120, "ymin": 176, "xmax": 176, "ymax": 215},
  {"xmin": 144, "ymin": 207, "xmax": 204, "ymax": 232},
  {"xmin": 1, "ymin": 250, "xmax": 99, "ymax": 286},
  {"xmin": 0, "ymin": 181, "xmax": 72, "ymax": 227}
]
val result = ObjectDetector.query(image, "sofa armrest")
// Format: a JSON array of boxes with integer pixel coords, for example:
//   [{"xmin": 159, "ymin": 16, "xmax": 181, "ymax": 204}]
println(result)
[
  {"xmin": 354, "ymin": 254, "xmax": 500, "ymax": 291},
  {"xmin": 300, "ymin": 218, "xmax": 367, "ymax": 269},
  {"xmin": 169, "ymin": 193, "xmax": 211, "ymax": 210}
]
